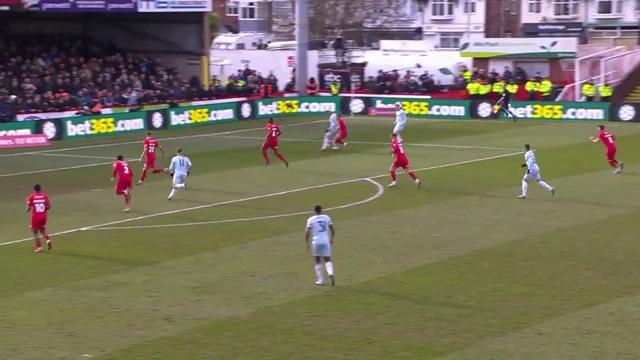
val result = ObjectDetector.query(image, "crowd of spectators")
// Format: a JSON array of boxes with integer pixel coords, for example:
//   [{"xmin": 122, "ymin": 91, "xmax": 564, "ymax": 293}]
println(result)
[
  {"xmin": 0, "ymin": 36, "xmax": 283, "ymax": 122},
  {"xmin": 365, "ymin": 69, "xmax": 440, "ymax": 94}
]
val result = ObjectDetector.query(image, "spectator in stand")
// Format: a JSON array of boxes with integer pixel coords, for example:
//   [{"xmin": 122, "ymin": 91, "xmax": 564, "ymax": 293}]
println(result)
[
  {"xmin": 515, "ymin": 67, "xmax": 528, "ymax": 84},
  {"xmin": 307, "ymin": 77, "xmax": 319, "ymax": 95},
  {"xmin": 284, "ymin": 78, "xmax": 296, "ymax": 92},
  {"xmin": 488, "ymin": 68, "xmax": 499, "ymax": 83},
  {"xmin": 502, "ymin": 66, "xmax": 514, "ymax": 82}
]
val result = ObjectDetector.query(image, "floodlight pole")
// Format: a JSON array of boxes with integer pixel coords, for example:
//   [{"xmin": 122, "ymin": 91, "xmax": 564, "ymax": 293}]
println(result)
[{"xmin": 295, "ymin": 0, "xmax": 309, "ymax": 95}]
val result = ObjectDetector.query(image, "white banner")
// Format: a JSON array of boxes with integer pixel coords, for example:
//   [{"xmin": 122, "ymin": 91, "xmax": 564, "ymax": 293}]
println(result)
[{"xmin": 137, "ymin": 0, "xmax": 212, "ymax": 12}]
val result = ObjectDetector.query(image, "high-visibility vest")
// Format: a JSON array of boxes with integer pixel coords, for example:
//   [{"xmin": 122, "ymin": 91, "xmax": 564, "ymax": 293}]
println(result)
[
  {"xmin": 506, "ymin": 83, "xmax": 519, "ymax": 94},
  {"xmin": 538, "ymin": 80, "xmax": 553, "ymax": 96},
  {"xmin": 478, "ymin": 83, "xmax": 491, "ymax": 95},
  {"xmin": 463, "ymin": 70, "xmax": 472, "ymax": 82},
  {"xmin": 492, "ymin": 81, "xmax": 505, "ymax": 94},
  {"xmin": 330, "ymin": 82, "xmax": 341, "ymax": 95},
  {"xmin": 582, "ymin": 83, "xmax": 596, "ymax": 97},
  {"xmin": 466, "ymin": 82, "xmax": 479, "ymax": 95},
  {"xmin": 525, "ymin": 81, "xmax": 540, "ymax": 92},
  {"xmin": 237, "ymin": 80, "xmax": 246, "ymax": 88},
  {"xmin": 599, "ymin": 84, "xmax": 613, "ymax": 97}
]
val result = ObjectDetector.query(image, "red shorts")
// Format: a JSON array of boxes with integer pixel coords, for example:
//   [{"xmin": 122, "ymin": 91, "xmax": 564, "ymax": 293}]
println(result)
[
  {"xmin": 393, "ymin": 157, "xmax": 410, "ymax": 169},
  {"xmin": 31, "ymin": 216, "xmax": 47, "ymax": 232},
  {"xmin": 338, "ymin": 131, "xmax": 348, "ymax": 139},
  {"xmin": 606, "ymin": 146, "xmax": 617, "ymax": 161},
  {"xmin": 262, "ymin": 139, "xmax": 279, "ymax": 150},
  {"xmin": 145, "ymin": 154, "xmax": 157, "ymax": 168},
  {"xmin": 115, "ymin": 177, "xmax": 133, "ymax": 195}
]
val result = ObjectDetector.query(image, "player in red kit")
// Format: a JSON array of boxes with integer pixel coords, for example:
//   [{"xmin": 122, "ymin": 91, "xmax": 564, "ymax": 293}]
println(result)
[
  {"xmin": 112, "ymin": 155, "xmax": 134, "ymax": 212},
  {"xmin": 138, "ymin": 132, "xmax": 165, "ymax": 184},
  {"xmin": 26, "ymin": 184, "xmax": 51, "ymax": 253},
  {"xmin": 262, "ymin": 118, "xmax": 289, "ymax": 167},
  {"xmin": 334, "ymin": 116, "xmax": 349, "ymax": 147},
  {"xmin": 591, "ymin": 125, "xmax": 624, "ymax": 174},
  {"xmin": 388, "ymin": 133, "xmax": 421, "ymax": 188}
]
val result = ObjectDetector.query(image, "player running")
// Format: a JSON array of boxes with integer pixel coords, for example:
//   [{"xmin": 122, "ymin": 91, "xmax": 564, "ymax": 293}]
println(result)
[
  {"xmin": 138, "ymin": 131, "xmax": 166, "ymax": 185},
  {"xmin": 334, "ymin": 116, "xmax": 349, "ymax": 147},
  {"xmin": 388, "ymin": 133, "xmax": 421, "ymax": 188},
  {"xmin": 112, "ymin": 155, "xmax": 134, "ymax": 212},
  {"xmin": 321, "ymin": 112, "xmax": 339, "ymax": 151},
  {"xmin": 394, "ymin": 102, "xmax": 407, "ymax": 141},
  {"xmin": 167, "ymin": 148, "xmax": 192, "ymax": 200},
  {"xmin": 591, "ymin": 125, "xmax": 624, "ymax": 174},
  {"xmin": 518, "ymin": 144, "xmax": 556, "ymax": 199},
  {"xmin": 26, "ymin": 184, "xmax": 51, "ymax": 253},
  {"xmin": 262, "ymin": 118, "xmax": 289, "ymax": 167},
  {"xmin": 305, "ymin": 205, "xmax": 336, "ymax": 286},
  {"xmin": 493, "ymin": 88, "xmax": 517, "ymax": 120}
]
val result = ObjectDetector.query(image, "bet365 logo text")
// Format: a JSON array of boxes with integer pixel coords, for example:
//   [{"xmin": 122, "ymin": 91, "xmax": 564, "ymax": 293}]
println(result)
[
  {"xmin": 509, "ymin": 104, "xmax": 606, "ymax": 120},
  {"xmin": 257, "ymin": 99, "xmax": 337, "ymax": 116},
  {"xmin": 66, "ymin": 118, "xmax": 145, "ymax": 137},
  {"xmin": 169, "ymin": 107, "xmax": 235, "ymax": 126}
]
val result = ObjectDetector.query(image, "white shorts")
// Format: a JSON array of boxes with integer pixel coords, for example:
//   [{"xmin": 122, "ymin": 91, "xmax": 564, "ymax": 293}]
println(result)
[
  {"xmin": 523, "ymin": 167, "xmax": 542, "ymax": 182},
  {"xmin": 393, "ymin": 124, "xmax": 405, "ymax": 135},
  {"xmin": 173, "ymin": 173, "xmax": 187, "ymax": 187},
  {"xmin": 312, "ymin": 241, "xmax": 331, "ymax": 257}
]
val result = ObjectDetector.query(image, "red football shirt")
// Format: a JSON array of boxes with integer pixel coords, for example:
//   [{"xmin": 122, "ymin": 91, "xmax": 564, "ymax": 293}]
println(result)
[
  {"xmin": 338, "ymin": 118, "xmax": 348, "ymax": 132},
  {"xmin": 112, "ymin": 160, "xmax": 133, "ymax": 180},
  {"xmin": 143, "ymin": 137, "xmax": 161, "ymax": 157},
  {"xmin": 392, "ymin": 138, "xmax": 409, "ymax": 162},
  {"xmin": 598, "ymin": 130, "xmax": 616, "ymax": 149},
  {"xmin": 266, "ymin": 123, "xmax": 281, "ymax": 139},
  {"xmin": 27, "ymin": 192, "xmax": 50, "ymax": 221}
]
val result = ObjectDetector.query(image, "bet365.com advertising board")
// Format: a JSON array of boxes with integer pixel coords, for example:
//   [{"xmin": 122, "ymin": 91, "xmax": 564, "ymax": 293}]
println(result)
[
  {"xmin": 0, "ymin": 121, "xmax": 36, "ymax": 136},
  {"xmin": 254, "ymin": 96, "xmax": 339, "ymax": 118},
  {"xmin": 167, "ymin": 102, "xmax": 238, "ymax": 128},
  {"xmin": 368, "ymin": 97, "xmax": 470, "ymax": 119},
  {"xmin": 472, "ymin": 101, "xmax": 610, "ymax": 121},
  {"xmin": 64, "ymin": 112, "xmax": 147, "ymax": 139}
]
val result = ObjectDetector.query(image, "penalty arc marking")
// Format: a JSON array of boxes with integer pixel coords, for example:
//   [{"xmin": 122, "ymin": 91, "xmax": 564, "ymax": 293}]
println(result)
[{"xmin": 86, "ymin": 178, "xmax": 385, "ymax": 231}]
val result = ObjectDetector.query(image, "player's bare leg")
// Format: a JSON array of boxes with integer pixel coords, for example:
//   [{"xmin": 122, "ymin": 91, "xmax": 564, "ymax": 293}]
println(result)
[
  {"xmin": 123, "ymin": 190, "xmax": 131, "ymax": 212},
  {"xmin": 388, "ymin": 164, "xmax": 398, "ymax": 187},
  {"xmin": 404, "ymin": 166, "xmax": 421, "ymax": 188},
  {"xmin": 44, "ymin": 228, "xmax": 52, "ymax": 250},
  {"xmin": 273, "ymin": 149, "xmax": 289, "ymax": 167},
  {"xmin": 323, "ymin": 256, "xmax": 335, "ymax": 286},
  {"xmin": 32, "ymin": 231, "xmax": 43, "ymax": 253},
  {"xmin": 261, "ymin": 145, "xmax": 271, "ymax": 166},
  {"xmin": 314, "ymin": 256, "xmax": 325, "ymax": 285},
  {"xmin": 138, "ymin": 164, "xmax": 148, "ymax": 184}
]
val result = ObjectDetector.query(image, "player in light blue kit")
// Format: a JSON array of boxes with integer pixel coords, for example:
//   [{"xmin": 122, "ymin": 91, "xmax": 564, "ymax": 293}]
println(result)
[
  {"xmin": 305, "ymin": 205, "xmax": 336, "ymax": 286},
  {"xmin": 167, "ymin": 148, "xmax": 192, "ymax": 200},
  {"xmin": 518, "ymin": 144, "xmax": 555, "ymax": 199}
]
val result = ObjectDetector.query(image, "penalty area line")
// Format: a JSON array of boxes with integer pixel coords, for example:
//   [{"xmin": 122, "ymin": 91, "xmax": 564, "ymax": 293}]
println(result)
[
  {"xmin": 86, "ymin": 178, "xmax": 385, "ymax": 231},
  {"xmin": 0, "ymin": 151, "xmax": 520, "ymax": 246}
]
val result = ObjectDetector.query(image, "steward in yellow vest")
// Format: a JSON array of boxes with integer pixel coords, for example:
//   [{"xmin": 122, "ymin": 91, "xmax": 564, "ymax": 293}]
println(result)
[
  {"xmin": 538, "ymin": 79, "xmax": 553, "ymax": 101},
  {"xmin": 506, "ymin": 82, "xmax": 519, "ymax": 96},
  {"xmin": 599, "ymin": 83, "xmax": 613, "ymax": 101},
  {"xmin": 477, "ymin": 80, "xmax": 491, "ymax": 97},
  {"xmin": 492, "ymin": 79, "xmax": 505, "ymax": 96},
  {"xmin": 582, "ymin": 81, "xmax": 596, "ymax": 102},
  {"xmin": 525, "ymin": 78, "xmax": 540, "ymax": 100},
  {"xmin": 466, "ymin": 80, "xmax": 480, "ymax": 99}
]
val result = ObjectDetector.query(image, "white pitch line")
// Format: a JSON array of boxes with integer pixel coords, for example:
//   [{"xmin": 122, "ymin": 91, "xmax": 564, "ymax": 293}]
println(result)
[
  {"xmin": 0, "ymin": 159, "xmax": 142, "ymax": 178},
  {"xmin": 88, "ymin": 178, "xmax": 384, "ymax": 230},
  {"xmin": 0, "ymin": 119, "xmax": 326, "ymax": 158},
  {"xmin": 37, "ymin": 153, "xmax": 117, "ymax": 160},
  {"xmin": 0, "ymin": 151, "xmax": 520, "ymax": 246},
  {"xmin": 216, "ymin": 135, "xmax": 520, "ymax": 151}
]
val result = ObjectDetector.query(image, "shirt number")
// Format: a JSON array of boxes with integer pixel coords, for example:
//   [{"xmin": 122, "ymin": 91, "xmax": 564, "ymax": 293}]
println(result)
[
  {"xmin": 122, "ymin": 165, "xmax": 130, "ymax": 174},
  {"xmin": 317, "ymin": 221, "xmax": 327, "ymax": 233},
  {"xmin": 34, "ymin": 203, "xmax": 46, "ymax": 213}
]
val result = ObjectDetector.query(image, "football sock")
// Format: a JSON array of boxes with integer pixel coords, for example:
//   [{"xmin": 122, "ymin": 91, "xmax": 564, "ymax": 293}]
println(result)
[
  {"xmin": 176, "ymin": 184, "xmax": 185, "ymax": 189},
  {"xmin": 314, "ymin": 264, "xmax": 324, "ymax": 282},
  {"xmin": 325, "ymin": 261, "xmax": 334, "ymax": 276},
  {"xmin": 390, "ymin": 170, "xmax": 397, "ymax": 181},
  {"xmin": 45, "ymin": 233, "xmax": 50, "ymax": 241},
  {"xmin": 538, "ymin": 180, "xmax": 553, "ymax": 192},
  {"xmin": 335, "ymin": 138, "xmax": 344, "ymax": 145},
  {"xmin": 276, "ymin": 153, "xmax": 288, "ymax": 163},
  {"xmin": 609, "ymin": 160, "xmax": 619, "ymax": 168},
  {"xmin": 521, "ymin": 180, "xmax": 528, "ymax": 196},
  {"xmin": 140, "ymin": 169, "xmax": 148, "ymax": 182},
  {"xmin": 152, "ymin": 168, "xmax": 165, "ymax": 174},
  {"xmin": 262, "ymin": 151, "xmax": 270, "ymax": 163},
  {"xmin": 408, "ymin": 171, "xmax": 418, "ymax": 180},
  {"xmin": 124, "ymin": 195, "xmax": 131, "ymax": 207},
  {"xmin": 35, "ymin": 239, "xmax": 41, "ymax": 248},
  {"xmin": 168, "ymin": 189, "xmax": 176, "ymax": 199}
]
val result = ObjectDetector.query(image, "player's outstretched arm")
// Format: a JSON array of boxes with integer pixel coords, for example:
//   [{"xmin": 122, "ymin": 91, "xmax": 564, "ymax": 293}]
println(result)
[
  {"xmin": 590, "ymin": 136, "xmax": 599, "ymax": 143},
  {"xmin": 329, "ymin": 224, "xmax": 335, "ymax": 245}
]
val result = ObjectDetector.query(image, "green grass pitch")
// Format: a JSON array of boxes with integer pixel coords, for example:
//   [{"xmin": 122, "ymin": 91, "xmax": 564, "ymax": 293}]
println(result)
[{"xmin": 1, "ymin": 115, "xmax": 640, "ymax": 359}]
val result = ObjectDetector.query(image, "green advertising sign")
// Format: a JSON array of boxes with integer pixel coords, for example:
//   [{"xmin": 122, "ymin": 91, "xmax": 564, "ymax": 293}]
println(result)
[
  {"xmin": 64, "ymin": 112, "xmax": 147, "ymax": 139},
  {"xmin": 499, "ymin": 101, "xmax": 609, "ymax": 121},
  {"xmin": 168, "ymin": 102, "xmax": 238, "ymax": 128},
  {"xmin": 372, "ymin": 97, "xmax": 470, "ymax": 119},
  {"xmin": 255, "ymin": 96, "xmax": 340, "ymax": 118},
  {"xmin": 0, "ymin": 121, "xmax": 36, "ymax": 136}
]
